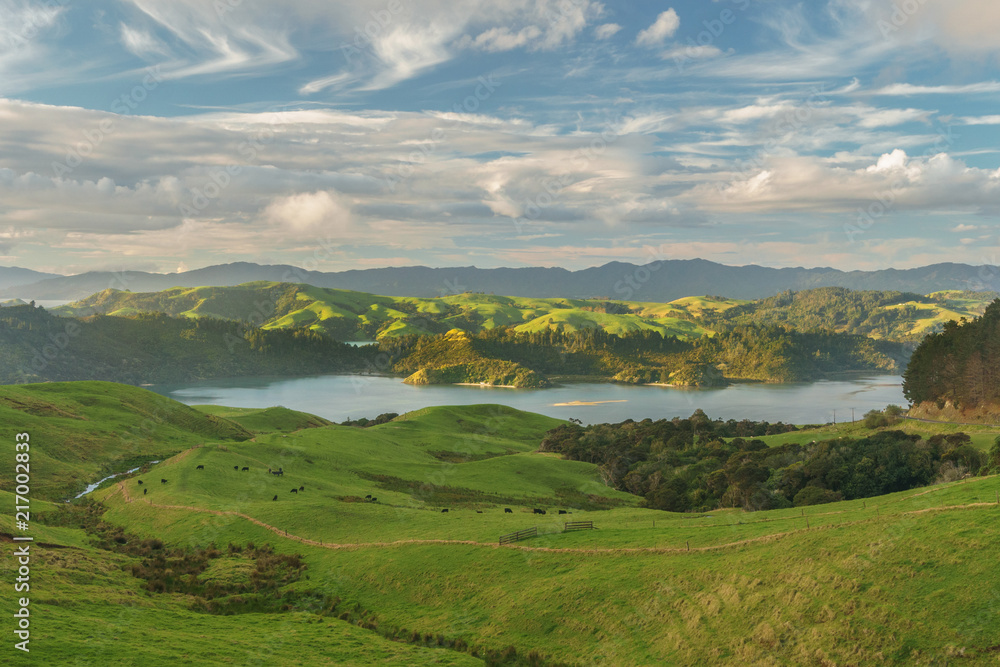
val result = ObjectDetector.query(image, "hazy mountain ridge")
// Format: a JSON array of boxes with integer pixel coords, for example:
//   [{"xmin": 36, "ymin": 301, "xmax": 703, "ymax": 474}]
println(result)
[{"xmin": 5, "ymin": 259, "xmax": 1000, "ymax": 301}]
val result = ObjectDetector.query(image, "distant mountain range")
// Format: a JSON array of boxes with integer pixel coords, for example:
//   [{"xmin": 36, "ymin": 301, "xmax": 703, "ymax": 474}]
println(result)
[
  {"xmin": 3, "ymin": 260, "xmax": 999, "ymax": 302},
  {"xmin": 0, "ymin": 266, "xmax": 62, "ymax": 292}
]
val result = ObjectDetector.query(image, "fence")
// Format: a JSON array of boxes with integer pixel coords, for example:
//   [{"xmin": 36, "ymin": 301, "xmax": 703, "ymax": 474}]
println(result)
[
  {"xmin": 564, "ymin": 521, "xmax": 594, "ymax": 531},
  {"xmin": 499, "ymin": 526, "xmax": 537, "ymax": 545}
]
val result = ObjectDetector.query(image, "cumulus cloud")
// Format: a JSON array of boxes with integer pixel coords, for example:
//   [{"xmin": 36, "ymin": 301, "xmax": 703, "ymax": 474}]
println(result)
[
  {"xmin": 636, "ymin": 9, "xmax": 680, "ymax": 47},
  {"xmin": 692, "ymin": 149, "xmax": 1000, "ymax": 215},
  {"xmin": 262, "ymin": 190, "xmax": 353, "ymax": 235}
]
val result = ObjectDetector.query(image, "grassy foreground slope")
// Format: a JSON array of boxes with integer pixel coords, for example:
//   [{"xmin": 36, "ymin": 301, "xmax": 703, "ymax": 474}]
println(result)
[
  {"xmin": 0, "ymin": 382, "xmax": 252, "ymax": 499},
  {"xmin": 5, "ymin": 384, "xmax": 1000, "ymax": 664},
  {"xmin": 95, "ymin": 443, "xmax": 1000, "ymax": 666},
  {"xmin": 0, "ymin": 493, "xmax": 482, "ymax": 666}
]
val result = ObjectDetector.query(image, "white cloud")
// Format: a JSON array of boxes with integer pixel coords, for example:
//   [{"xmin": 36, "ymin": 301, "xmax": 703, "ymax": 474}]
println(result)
[
  {"xmin": 874, "ymin": 82, "xmax": 1000, "ymax": 96},
  {"xmin": 593, "ymin": 23, "xmax": 622, "ymax": 40},
  {"xmin": 960, "ymin": 115, "xmax": 1000, "ymax": 125},
  {"xmin": 635, "ymin": 9, "xmax": 680, "ymax": 47},
  {"xmin": 119, "ymin": 23, "xmax": 168, "ymax": 58},
  {"xmin": 458, "ymin": 0, "xmax": 605, "ymax": 53},
  {"xmin": 262, "ymin": 190, "xmax": 353, "ymax": 236},
  {"xmin": 661, "ymin": 44, "xmax": 723, "ymax": 62}
]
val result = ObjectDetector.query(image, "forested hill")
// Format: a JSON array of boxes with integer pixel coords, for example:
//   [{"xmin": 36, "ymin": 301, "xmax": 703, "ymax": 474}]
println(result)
[
  {"xmin": 55, "ymin": 282, "xmax": 993, "ymax": 345},
  {"xmin": 54, "ymin": 282, "xmax": 723, "ymax": 342},
  {"xmin": 706, "ymin": 287, "xmax": 996, "ymax": 342},
  {"xmin": 384, "ymin": 325, "xmax": 905, "ymax": 387},
  {"xmin": 904, "ymin": 299, "xmax": 1000, "ymax": 410},
  {"xmin": 0, "ymin": 302, "xmax": 905, "ymax": 388},
  {"xmin": 0, "ymin": 304, "xmax": 372, "ymax": 385}
]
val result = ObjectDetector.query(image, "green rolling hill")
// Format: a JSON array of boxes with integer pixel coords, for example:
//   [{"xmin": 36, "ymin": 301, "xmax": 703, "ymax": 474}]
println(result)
[
  {"xmin": 54, "ymin": 282, "xmax": 726, "ymax": 342},
  {"xmin": 54, "ymin": 283, "xmax": 997, "ymax": 348},
  {"xmin": 4, "ymin": 382, "xmax": 1000, "ymax": 665}
]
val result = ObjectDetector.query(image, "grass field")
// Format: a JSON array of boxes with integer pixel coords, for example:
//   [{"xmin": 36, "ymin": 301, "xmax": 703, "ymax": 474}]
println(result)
[
  {"xmin": 4, "ymin": 383, "xmax": 1000, "ymax": 665},
  {"xmin": 749, "ymin": 418, "xmax": 1000, "ymax": 452}
]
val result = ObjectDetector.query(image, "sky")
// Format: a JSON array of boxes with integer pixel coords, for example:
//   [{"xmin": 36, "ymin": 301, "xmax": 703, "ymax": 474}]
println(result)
[{"xmin": 1, "ymin": 0, "xmax": 1000, "ymax": 276}]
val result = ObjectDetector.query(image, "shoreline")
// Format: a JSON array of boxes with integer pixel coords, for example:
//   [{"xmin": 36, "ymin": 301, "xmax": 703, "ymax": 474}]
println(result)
[{"xmin": 453, "ymin": 382, "xmax": 518, "ymax": 389}]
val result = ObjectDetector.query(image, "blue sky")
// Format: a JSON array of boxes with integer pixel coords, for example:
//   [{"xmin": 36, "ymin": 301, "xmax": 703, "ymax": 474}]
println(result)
[{"xmin": 2, "ymin": 0, "xmax": 1000, "ymax": 275}]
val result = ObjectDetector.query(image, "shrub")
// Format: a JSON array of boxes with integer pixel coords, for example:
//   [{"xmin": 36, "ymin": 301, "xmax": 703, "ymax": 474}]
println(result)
[{"xmin": 793, "ymin": 486, "xmax": 843, "ymax": 507}]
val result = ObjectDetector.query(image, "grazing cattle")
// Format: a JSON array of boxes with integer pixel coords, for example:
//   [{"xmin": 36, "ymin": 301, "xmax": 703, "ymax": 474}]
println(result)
[
  {"xmin": 272, "ymin": 495, "xmax": 278, "ymax": 501},
  {"xmin": 533, "ymin": 508, "xmax": 546, "ymax": 515},
  {"xmin": 270, "ymin": 468, "xmax": 284, "ymax": 476},
  {"xmin": 137, "ymin": 480, "xmax": 143, "ymax": 485},
  {"xmin": 241, "ymin": 466, "xmax": 249, "ymax": 472},
  {"xmin": 143, "ymin": 488, "xmax": 147, "ymax": 495},
  {"xmin": 558, "ymin": 510, "xmax": 567, "ymax": 515},
  {"xmin": 365, "ymin": 494, "xmax": 372, "ymax": 499},
  {"xmin": 441, "ymin": 509, "xmax": 449, "ymax": 513},
  {"xmin": 161, "ymin": 479, "xmax": 167, "ymax": 484},
  {"xmin": 234, "ymin": 465, "xmax": 239, "ymax": 471},
  {"xmin": 196, "ymin": 465, "xmax": 204, "ymax": 470},
  {"xmin": 291, "ymin": 488, "xmax": 298, "ymax": 494},
  {"xmin": 299, "ymin": 485, "xmax": 304, "ymax": 491},
  {"xmin": 504, "ymin": 508, "xmax": 513, "ymax": 514},
  {"xmin": 476, "ymin": 510, "xmax": 483, "ymax": 514},
  {"xmin": 370, "ymin": 497, "xmax": 377, "ymax": 503}
]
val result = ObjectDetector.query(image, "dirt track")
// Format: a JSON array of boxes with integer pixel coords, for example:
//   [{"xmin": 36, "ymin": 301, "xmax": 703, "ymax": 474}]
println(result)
[{"xmin": 111, "ymin": 480, "xmax": 999, "ymax": 556}]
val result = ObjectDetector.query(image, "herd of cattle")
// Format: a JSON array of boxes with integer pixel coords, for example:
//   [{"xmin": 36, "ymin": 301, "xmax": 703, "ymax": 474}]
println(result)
[{"xmin": 139, "ymin": 464, "xmax": 572, "ymax": 515}]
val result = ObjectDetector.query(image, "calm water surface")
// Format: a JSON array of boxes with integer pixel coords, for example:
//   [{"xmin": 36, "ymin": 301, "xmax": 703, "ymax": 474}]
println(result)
[{"xmin": 152, "ymin": 374, "xmax": 906, "ymax": 425}]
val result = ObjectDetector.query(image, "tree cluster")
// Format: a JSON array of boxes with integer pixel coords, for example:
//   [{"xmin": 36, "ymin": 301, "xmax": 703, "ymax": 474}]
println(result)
[
  {"xmin": 903, "ymin": 299, "xmax": 1000, "ymax": 407},
  {"xmin": 540, "ymin": 412, "xmax": 982, "ymax": 512}
]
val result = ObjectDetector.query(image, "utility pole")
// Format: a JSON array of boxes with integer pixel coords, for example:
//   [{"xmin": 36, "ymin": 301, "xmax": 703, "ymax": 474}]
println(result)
[
  {"xmin": 852, "ymin": 408, "xmax": 855, "ymax": 423},
  {"xmin": 833, "ymin": 409, "xmax": 836, "ymax": 425}
]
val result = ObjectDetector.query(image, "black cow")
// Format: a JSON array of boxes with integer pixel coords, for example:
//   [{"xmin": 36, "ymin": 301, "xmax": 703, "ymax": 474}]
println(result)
[
  {"xmin": 196, "ymin": 465, "xmax": 204, "ymax": 470},
  {"xmin": 272, "ymin": 495, "xmax": 278, "ymax": 501},
  {"xmin": 234, "ymin": 465, "xmax": 239, "ymax": 471},
  {"xmin": 533, "ymin": 508, "xmax": 545, "ymax": 515},
  {"xmin": 476, "ymin": 510, "xmax": 483, "ymax": 513},
  {"xmin": 442, "ymin": 509, "xmax": 449, "ymax": 513},
  {"xmin": 161, "ymin": 479, "xmax": 167, "ymax": 484},
  {"xmin": 291, "ymin": 488, "xmax": 298, "ymax": 494},
  {"xmin": 370, "ymin": 497, "xmax": 377, "ymax": 503},
  {"xmin": 558, "ymin": 510, "xmax": 567, "ymax": 514},
  {"xmin": 143, "ymin": 488, "xmax": 147, "ymax": 495},
  {"xmin": 299, "ymin": 485, "xmax": 304, "ymax": 491},
  {"xmin": 137, "ymin": 480, "xmax": 143, "ymax": 485},
  {"xmin": 241, "ymin": 466, "xmax": 249, "ymax": 472},
  {"xmin": 365, "ymin": 494, "xmax": 372, "ymax": 499},
  {"xmin": 504, "ymin": 508, "xmax": 513, "ymax": 514}
]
